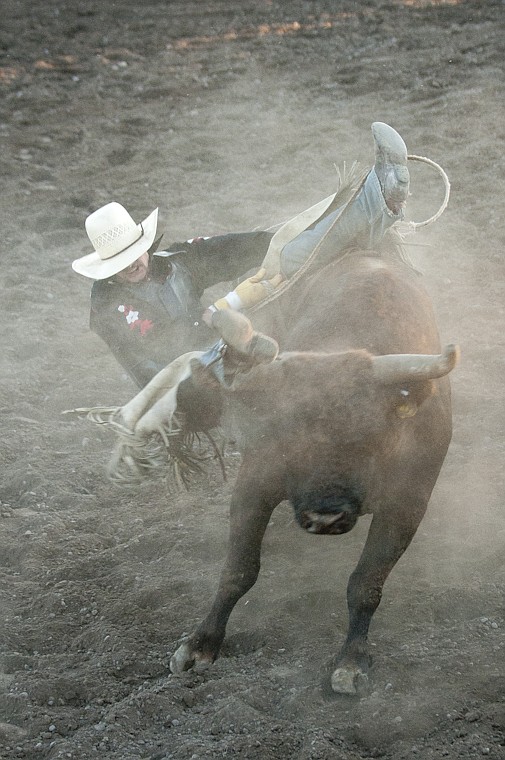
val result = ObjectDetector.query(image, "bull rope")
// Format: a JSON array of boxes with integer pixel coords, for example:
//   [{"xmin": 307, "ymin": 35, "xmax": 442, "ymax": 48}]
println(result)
[{"xmin": 405, "ymin": 154, "xmax": 451, "ymax": 229}]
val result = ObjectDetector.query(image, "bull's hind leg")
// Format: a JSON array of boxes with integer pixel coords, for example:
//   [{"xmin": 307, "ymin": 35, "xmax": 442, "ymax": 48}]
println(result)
[
  {"xmin": 329, "ymin": 503, "xmax": 427, "ymax": 695},
  {"xmin": 170, "ymin": 469, "xmax": 282, "ymax": 674}
]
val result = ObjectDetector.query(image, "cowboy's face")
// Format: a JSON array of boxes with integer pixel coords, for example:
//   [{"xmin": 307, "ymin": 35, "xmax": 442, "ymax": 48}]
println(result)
[{"xmin": 114, "ymin": 252, "xmax": 149, "ymax": 284}]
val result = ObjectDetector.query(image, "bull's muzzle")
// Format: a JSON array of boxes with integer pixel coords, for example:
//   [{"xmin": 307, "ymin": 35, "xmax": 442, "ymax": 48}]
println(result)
[
  {"xmin": 290, "ymin": 475, "xmax": 363, "ymax": 536},
  {"xmin": 298, "ymin": 508, "xmax": 358, "ymax": 535}
]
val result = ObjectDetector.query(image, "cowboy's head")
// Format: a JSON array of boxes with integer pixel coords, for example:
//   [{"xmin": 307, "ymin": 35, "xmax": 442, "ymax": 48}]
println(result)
[{"xmin": 72, "ymin": 202, "xmax": 158, "ymax": 282}]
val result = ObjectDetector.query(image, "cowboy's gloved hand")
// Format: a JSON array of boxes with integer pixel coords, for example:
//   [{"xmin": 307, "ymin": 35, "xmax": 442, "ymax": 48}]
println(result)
[{"xmin": 213, "ymin": 268, "xmax": 284, "ymax": 311}]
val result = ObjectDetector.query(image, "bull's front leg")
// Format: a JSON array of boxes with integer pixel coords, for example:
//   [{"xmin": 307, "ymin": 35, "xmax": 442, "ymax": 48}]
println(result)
[
  {"xmin": 329, "ymin": 503, "xmax": 427, "ymax": 695},
  {"xmin": 170, "ymin": 470, "xmax": 282, "ymax": 674}
]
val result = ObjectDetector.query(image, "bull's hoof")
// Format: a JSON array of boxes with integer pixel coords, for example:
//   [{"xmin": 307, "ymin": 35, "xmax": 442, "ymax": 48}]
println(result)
[
  {"xmin": 170, "ymin": 641, "xmax": 213, "ymax": 675},
  {"xmin": 170, "ymin": 641, "xmax": 195, "ymax": 674},
  {"xmin": 331, "ymin": 665, "xmax": 369, "ymax": 696}
]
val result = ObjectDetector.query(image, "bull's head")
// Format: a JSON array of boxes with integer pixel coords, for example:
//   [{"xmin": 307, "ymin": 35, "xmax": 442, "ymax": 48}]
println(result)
[{"xmin": 282, "ymin": 345, "xmax": 459, "ymax": 535}]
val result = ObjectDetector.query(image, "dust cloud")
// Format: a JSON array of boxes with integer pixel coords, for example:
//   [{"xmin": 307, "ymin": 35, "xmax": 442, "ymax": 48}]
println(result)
[{"xmin": 1, "ymin": 1, "xmax": 504, "ymax": 759}]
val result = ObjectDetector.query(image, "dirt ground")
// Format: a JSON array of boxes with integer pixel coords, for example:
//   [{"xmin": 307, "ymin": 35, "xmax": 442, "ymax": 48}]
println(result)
[{"xmin": 1, "ymin": 1, "xmax": 504, "ymax": 758}]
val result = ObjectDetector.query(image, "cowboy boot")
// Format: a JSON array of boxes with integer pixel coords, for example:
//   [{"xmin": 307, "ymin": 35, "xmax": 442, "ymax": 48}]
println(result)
[
  {"xmin": 211, "ymin": 309, "xmax": 279, "ymax": 364},
  {"xmin": 372, "ymin": 122, "xmax": 410, "ymax": 214}
]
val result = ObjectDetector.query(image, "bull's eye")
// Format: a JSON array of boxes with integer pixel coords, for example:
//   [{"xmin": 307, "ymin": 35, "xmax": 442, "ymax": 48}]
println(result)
[{"xmin": 395, "ymin": 388, "xmax": 417, "ymax": 418}]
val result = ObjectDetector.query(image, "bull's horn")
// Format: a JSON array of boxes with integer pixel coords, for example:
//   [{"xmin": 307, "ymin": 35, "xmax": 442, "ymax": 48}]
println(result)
[{"xmin": 371, "ymin": 344, "xmax": 460, "ymax": 384}]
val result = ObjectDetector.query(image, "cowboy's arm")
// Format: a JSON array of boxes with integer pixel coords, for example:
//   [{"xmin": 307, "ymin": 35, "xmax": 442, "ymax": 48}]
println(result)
[
  {"xmin": 187, "ymin": 232, "xmax": 285, "ymax": 318},
  {"xmin": 175, "ymin": 231, "xmax": 274, "ymax": 294}
]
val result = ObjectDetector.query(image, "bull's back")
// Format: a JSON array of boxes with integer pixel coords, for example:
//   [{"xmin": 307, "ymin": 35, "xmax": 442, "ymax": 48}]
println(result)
[{"xmin": 282, "ymin": 256, "xmax": 442, "ymax": 357}]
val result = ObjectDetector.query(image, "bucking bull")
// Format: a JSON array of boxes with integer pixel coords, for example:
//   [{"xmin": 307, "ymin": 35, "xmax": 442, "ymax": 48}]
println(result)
[{"xmin": 82, "ymin": 240, "xmax": 459, "ymax": 695}]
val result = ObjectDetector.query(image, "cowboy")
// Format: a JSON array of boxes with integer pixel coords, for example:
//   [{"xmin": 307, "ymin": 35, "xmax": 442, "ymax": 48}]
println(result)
[{"xmin": 72, "ymin": 122, "xmax": 409, "ymax": 387}]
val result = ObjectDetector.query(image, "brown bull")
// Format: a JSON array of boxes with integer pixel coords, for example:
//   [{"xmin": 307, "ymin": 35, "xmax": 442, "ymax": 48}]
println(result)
[{"xmin": 169, "ymin": 251, "xmax": 458, "ymax": 694}]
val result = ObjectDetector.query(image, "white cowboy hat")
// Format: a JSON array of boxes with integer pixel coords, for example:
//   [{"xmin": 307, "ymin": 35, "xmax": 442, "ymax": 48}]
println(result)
[{"xmin": 72, "ymin": 202, "xmax": 159, "ymax": 280}]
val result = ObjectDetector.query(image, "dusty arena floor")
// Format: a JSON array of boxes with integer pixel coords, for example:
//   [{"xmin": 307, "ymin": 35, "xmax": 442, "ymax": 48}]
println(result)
[{"xmin": 1, "ymin": 1, "xmax": 504, "ymax": 758}]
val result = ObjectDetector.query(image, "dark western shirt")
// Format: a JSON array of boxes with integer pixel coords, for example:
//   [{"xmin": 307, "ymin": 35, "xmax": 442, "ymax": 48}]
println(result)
[{"xmin": 89, "ymin": 231, "xmax": 272, "ymax": 387}]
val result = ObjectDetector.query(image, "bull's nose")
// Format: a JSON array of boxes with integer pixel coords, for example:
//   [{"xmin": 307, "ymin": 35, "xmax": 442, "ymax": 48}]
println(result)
[{"xmin": 300, "ymin": 510, "xmax": 346, "ymax": 534}]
